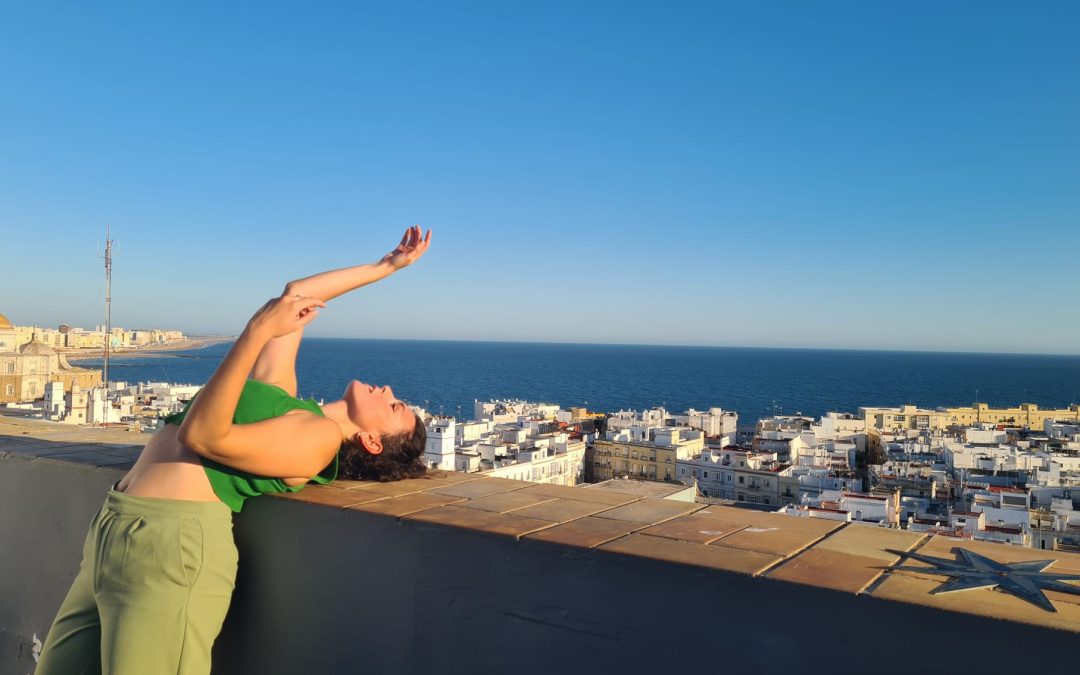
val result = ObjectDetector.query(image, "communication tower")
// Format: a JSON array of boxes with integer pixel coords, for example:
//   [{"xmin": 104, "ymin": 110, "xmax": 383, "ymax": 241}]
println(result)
[{"xmin": 99, "ymin": 227, "xmax": 114, "ymax": 423}]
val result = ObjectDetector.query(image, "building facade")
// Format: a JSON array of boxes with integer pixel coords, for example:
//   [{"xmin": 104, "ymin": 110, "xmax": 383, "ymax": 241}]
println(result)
[
  {"xmin": 592, "ymin": 427, "xmax": 705, "ymax": 483},
  {"xmin": 0, "ymin": 338, "xmax": 101, "ymax": 404},
  {"xmin": 861, "ymin": 403, "xmax": 1080, "ymax": 432}
]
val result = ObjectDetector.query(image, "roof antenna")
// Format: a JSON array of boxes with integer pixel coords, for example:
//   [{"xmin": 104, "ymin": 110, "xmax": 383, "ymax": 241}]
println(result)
[{"xmin": 98, "ymin": 226, "xmax": 114, "ymax": 424}]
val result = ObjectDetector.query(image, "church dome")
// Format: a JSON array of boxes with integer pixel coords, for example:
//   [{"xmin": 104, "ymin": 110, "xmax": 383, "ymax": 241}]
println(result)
[
  {"xmin": 0, "ymin": 314, "xmax": 12, "ymax": 330},
  {"xmin": 19, "ymin": 340, "xmax": 55, "ymax": 356}
]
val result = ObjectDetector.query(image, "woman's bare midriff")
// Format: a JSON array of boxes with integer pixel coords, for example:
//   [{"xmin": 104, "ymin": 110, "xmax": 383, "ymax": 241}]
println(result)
[{"xmin": 116, "ymin": 425, "xmax": 221, "ymax": 501}]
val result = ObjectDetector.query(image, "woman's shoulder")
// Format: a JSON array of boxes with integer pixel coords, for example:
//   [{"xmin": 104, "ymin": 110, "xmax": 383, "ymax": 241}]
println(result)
[{"xmin": 238, "ymin": 379, "xmax": 324, "ymax": 422}]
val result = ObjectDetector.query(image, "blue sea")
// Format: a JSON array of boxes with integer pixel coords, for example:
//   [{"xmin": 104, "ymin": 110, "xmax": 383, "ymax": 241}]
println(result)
[{"xmin": 77, "ymin": 339, "xmax": 1080, "ymax": 424}]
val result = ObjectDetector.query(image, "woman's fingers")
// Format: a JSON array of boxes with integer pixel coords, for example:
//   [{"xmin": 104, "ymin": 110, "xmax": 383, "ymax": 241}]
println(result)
[
  {"xmin": 292, "ymin": 295, "xmax": 325, "ymax": 308},
  {"xmin": 283, "ymin": 296, "xmax": 324, "ymax": 319},
  {"xmin": 407, "ymin": 228, "xmax": 429, "ymax": 252},
  {"xmin": 284, "ymin": 296, "xmax": 323, "ymax": 332},
  {"xmin": 382, "ymin": 226, "xmax": 432, "ymax": 270},
  {"xmin": 290, "ymin": 297, "xmax": 325, "ymax": 315},
  {"xmin": 413, "ymin": 229, "xmax": 431, "ymax": 258},
  {"xmin": 250, "ymin": 295, "xmax": 324, "ymax": 337},
  {"xmin": 297, "ymin": 307, "xmax": 320, "ymax": 326}
]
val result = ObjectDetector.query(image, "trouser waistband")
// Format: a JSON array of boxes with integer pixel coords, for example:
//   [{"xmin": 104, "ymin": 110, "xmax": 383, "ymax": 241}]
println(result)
[{"xmin": 105, "ymin": 485, "xmax": 233, "ymax": 521}]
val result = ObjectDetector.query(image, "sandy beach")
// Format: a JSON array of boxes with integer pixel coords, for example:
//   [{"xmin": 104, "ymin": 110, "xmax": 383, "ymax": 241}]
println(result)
[{"xmin": 63, "ymin": 336, "xmax": 234, "ymax": 361}]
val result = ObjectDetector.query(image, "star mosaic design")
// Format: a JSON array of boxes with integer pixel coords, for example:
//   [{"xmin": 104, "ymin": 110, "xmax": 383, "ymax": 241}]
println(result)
[{"xmin": 884, "ymin": 547, "xmax": 1080, "ymax": 612}]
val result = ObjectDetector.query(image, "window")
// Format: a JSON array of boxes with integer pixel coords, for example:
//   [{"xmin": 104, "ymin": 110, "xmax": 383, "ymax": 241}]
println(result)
[
  {"xmin": 703, "ymin": 471, "xmax": 708, "ymax": 479},
  {"xmin": 5, "ymin": 384, "xmax": 13, "ymax": 396}
]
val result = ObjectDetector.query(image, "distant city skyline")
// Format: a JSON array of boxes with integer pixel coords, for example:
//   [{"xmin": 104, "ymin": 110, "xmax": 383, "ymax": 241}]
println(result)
[{"xmin": 2, "ymin": 2, "xmax": 1077, "ymax": 355}]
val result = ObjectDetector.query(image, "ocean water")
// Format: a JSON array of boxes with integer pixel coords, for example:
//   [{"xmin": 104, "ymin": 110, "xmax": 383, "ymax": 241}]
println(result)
[{"xmin": 78, "ymin": 339, "xmax": 1080, "ymax": 424}]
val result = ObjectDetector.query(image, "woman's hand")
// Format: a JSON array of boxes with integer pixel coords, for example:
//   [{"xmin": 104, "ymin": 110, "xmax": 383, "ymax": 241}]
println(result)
[
  {"xmin": 381, "ymin": 225, "xmax": 432, "ymax": 271},
  {"xmin": 247, "ymin": 295, "xmax": 325, "ymax": 339}
]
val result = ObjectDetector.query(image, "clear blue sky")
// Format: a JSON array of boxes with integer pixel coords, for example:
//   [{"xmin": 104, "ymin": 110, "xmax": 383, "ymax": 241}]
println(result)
[{"xmin": 2, "ymin": 1, "xmax": 1077, "ymax": 354}]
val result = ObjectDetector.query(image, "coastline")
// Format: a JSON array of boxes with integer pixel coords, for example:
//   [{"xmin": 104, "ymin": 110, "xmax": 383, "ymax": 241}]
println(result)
[{"xmin": 63, "ymin": 336, "xmax": 234, "ymax": 361}]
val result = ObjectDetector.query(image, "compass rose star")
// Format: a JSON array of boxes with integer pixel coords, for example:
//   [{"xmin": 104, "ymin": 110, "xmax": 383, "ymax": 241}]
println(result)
[{"xmin": 884, "ymin": 547, "xmax": 1080, "ymax": 612}]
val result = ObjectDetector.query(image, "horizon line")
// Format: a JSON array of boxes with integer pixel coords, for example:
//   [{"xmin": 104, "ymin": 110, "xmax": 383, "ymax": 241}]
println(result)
[{"xmin": 185, "ymin": 334, "xmax": 1080, "ymax": 359}]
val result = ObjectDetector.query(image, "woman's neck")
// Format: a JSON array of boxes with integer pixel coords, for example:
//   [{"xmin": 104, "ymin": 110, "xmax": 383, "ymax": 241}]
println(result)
[{"xmin": 319, "ymin": 400, "xmax": 356, "ymax": 440}]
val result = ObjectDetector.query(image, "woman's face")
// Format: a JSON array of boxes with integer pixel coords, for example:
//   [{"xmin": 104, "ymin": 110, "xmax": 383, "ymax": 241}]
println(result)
[{"xmin": 343, "ymin": 380, "xmax": 415, "ymax": 438}]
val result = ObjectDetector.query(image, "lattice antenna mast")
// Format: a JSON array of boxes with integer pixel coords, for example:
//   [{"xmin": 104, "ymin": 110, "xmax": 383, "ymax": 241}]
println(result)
[{"xmin": 100, "ymin": 226, "xmax": 114, "ymax": 409}]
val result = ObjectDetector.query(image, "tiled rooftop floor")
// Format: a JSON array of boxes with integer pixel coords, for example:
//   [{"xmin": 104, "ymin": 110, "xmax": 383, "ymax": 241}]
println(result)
[{"xmin": 5, "ymin": 417, "xmax": 1080, "ymax": 634}]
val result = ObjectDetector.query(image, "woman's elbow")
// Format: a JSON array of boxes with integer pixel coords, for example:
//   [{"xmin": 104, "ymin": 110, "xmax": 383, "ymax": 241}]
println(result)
[
  {"xmin": 177, "ymin": 424, "xmax": 212, "ymax": 456},
  {"xmin": 176, "ymin": 425, "xmax": 199, "ymax": 452},
  {"xmin": 282, "ymin": 281, "xmax": 302, "ymax": 297}
]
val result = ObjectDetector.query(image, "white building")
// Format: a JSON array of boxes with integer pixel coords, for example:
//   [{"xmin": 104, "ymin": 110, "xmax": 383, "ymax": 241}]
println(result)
[
  {"xmin": 606, "ymin": 408, "xmax": 669, "ymax": 432},
  {"xmin": 670, "ymin": 408, "xmax": 738, "ymax": 439},
  {"xmin": 608, "ymin": 406, "xmax": 736, "ymax": 441},
  {"xmin": 480, "ymin": 433, "xmax": 587, "ymax": 485},
  {"xmin": 474, "ymin": 399, "xmax": 560, "ymax": 423},
  {"xmin": 425, "ymin": 417, "xmax": 457, "ymax": 471},
  {"xmin": 677, "ymin": 446, "xmax": 794, "ymax": 506},
  {"xmin": 44, "ymin": 381, "xmax": 65, "ymax": 419},
  {"xmin": 812, "ymin": 412, "xmax": 867, "ymax": 451}
]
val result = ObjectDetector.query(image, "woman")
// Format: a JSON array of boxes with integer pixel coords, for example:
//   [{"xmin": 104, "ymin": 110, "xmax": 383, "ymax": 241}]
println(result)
[{"xmin": 35, "ymin": 226, "xmax": 432, "ymax": 675}]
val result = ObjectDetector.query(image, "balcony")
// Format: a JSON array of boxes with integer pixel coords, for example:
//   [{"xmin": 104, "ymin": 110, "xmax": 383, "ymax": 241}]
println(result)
[{"xmin": 3, "ymin": 417, "xmax": 1080, "ymax": 674}]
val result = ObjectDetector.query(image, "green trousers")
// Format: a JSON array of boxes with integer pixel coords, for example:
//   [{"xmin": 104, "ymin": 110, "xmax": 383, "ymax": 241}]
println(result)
[{"xmin": 36, "ymin": 488, "xmax": 238, "ymax": 675}]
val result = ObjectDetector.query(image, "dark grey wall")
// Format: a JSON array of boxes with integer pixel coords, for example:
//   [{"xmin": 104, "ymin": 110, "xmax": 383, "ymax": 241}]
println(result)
[
  {"xmin": 3, "ymin": 453, "xmax": 1076, "ymax": 675},
  {"xmin": 1, "ymin": 454, "xmax": 122, "ymax": 675}
]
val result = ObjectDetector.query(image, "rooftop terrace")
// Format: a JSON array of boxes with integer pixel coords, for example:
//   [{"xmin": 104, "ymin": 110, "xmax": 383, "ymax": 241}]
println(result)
[{"xmin": 3, "ymin": 416, "xmax": 1080, "ymax": 674}]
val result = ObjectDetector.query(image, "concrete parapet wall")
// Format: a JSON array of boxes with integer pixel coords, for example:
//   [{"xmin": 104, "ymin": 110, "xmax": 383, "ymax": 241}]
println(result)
[{"xmin": 3, "ymin": 447, "xmax": 1080, "ymax": 674}]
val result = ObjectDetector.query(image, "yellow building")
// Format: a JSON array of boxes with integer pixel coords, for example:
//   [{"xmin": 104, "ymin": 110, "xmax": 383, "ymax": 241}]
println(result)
[
  {"xmin": 14, "ymin": 326, "xmax": 66, "ymax": 349},
  {"xmin": 592, "ymin": 428, "xmax": 704, "ymax": 483},
  {"xmin": 943, "ymin": 403, "xmax": 1080, "ymax": 429},
  {"xmin": 14, "ymin": 325, "xmax": 36, "ymax": 346},
  {"xmin": 859, "ymin": 405, "xmax": 952, "ymax": 431},
  {"xmin": 861, "ymin": 403, "xmax": 1080, "ymax": 432},
  {"xmin": 0, "ymin": 313, "xmax": 102, "ymax": 403},
  {"xmin": 65, "ymin": 331, "xmax": 106, "ymax": 350}
]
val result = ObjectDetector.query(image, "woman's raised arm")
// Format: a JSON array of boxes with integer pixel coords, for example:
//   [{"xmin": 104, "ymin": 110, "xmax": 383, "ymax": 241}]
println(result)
[
  {"xmin": 285, "ymin": 225, "xmax": 432, "ymax": 302},
  {"xmin": 250, "ymin": 226, "xmax": 432, "ymax": 395},
  {"xmin": 178, "ymin": 295, "xmax": 328, "ymax": 459}
]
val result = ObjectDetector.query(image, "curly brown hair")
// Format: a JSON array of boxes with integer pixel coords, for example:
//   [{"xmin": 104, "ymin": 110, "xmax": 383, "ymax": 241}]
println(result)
[{"xmin": 337, "ymin": 412, "xmax": 428, "ymax": 482}]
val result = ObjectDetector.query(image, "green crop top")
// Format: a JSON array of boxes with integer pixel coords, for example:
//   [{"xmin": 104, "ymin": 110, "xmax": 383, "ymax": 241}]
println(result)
[{"xmin": 164, "ymin": 379, "xmax": 338, "ymax": 512}]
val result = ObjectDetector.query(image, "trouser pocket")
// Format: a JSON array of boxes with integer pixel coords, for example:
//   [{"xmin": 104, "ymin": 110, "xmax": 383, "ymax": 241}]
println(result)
[{"xmin": 178, "ymin": 517, "xmax": 205, "ymax": 587}]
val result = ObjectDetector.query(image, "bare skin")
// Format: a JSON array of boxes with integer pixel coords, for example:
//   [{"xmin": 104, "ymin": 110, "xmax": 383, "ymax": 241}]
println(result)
[
  {"xmin": 117, "ymin": 425, "xmax": 225, "ymax": 498},
  {"xmin": 116, "ymin": 226, "xmax": 432, "ymax": 501}
]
